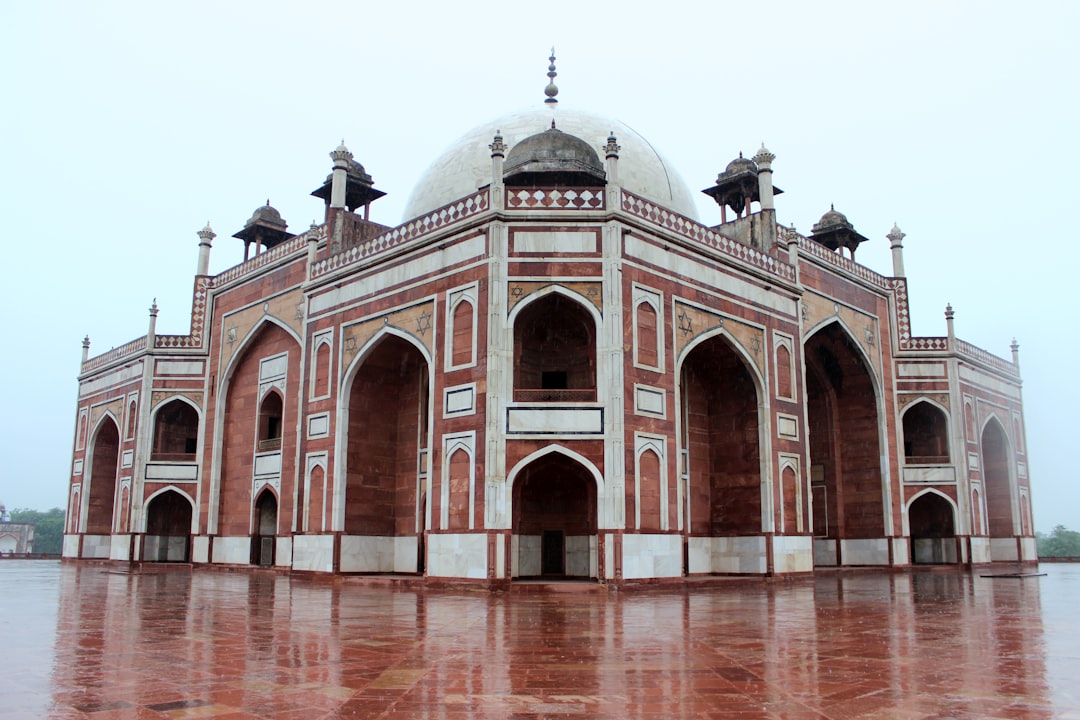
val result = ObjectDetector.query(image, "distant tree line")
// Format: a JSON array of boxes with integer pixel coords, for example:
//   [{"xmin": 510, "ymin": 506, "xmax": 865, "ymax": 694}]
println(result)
[
  {"xmin": 7, "ymin": 508, "xmax": 64, "ymax": 555},
  {"xmin": 1037, "ymin": 525, "xmax": 1080, "ymax": 558}
]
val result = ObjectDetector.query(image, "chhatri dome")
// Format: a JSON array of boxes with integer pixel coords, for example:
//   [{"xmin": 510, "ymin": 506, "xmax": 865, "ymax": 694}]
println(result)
[{"xmin": 402, "ymin": 106, "xmax": 700, "ymax": 222}]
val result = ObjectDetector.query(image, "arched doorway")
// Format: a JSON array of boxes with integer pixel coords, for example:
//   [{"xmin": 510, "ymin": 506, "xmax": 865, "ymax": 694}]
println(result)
[
  {"xmin": 343, "ymin": 334, "xmax": 429, "ymax": 573},
  {"xmin": 513, "ymin": 293, "xmax": 597, "ymax": 402},
  {"xmin": 908, "ymin": 492, "xmax": 957, "ymax": 564},
  {"xmin": 982, "ymin": 418, "xmax": 1013, "ymax": 539},
  {"xmin": 144, "ymin": 490, "xmax": 192, "ymax": 562},
  {"xmin": 217, "ymin": 321, "xmax": 299, "ymax": 549},
  {"xmin": 512, "ymin": 453, "xmax": 597, "ymax": 579},
  {"xmin": 86, "ymin": 417, "xmax": 121, "ymax": 535},
  {"xmin": 252, "ymin": 489, "xmax": 277, "ymax": 566},
  {"xmin": 804, "ymin": 322, "xmax": 885, "ymax": 565},
  {"xmin": 679, "ymin": 333, "xmax": 762, "ymax": 573}
]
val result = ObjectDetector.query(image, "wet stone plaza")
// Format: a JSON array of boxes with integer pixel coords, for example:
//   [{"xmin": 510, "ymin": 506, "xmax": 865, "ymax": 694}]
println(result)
[{"xmin": 1, "ymin": 562, "xmax": 1078, "ymax": 719}]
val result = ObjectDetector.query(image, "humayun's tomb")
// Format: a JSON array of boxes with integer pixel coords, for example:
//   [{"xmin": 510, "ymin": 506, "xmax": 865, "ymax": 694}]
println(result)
[{"xmin": 63, "ymin": 58, "xmax": 1034, "ymax": 585}]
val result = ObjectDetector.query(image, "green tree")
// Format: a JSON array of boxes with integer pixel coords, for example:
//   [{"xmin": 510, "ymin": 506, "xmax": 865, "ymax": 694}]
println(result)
[
  {"xmin": 1037, "ymin": 525, "xmax": 1080, "ymax": 558},
  {"xmin": 8, "ymin": 508, "xmax": 65, "ymax": 555}
]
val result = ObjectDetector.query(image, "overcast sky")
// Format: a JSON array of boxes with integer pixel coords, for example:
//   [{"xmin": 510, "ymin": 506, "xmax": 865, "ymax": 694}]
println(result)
[{"xmin": 1, "ymin": 1, "xmax": 1076, "ymax": 532}]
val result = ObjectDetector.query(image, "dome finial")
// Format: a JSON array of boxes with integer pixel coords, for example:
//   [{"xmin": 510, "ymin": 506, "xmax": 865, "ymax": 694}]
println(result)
[{"xmin": 544, "ymin": 47, "xmax": 559, "ymax": 108}]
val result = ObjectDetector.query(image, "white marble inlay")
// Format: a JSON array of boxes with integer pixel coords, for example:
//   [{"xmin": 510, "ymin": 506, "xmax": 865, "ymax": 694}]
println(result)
[
  {"xmin": 212, "ymin": 537, "xmax": 251, "ymax": 564},
  {"xmin": 445, "ymin": 384, "xmax": 476, "ymax": 415},
  {"xmin": 897, "ymin": 362, "xmax": 946, "ymax": 378},
  {"xmin": 79, "ymin": 361, "xmax": 144, "ymax": 398},
  {"xmin": 840, "ymin": 538, "xmax": 889, "ymax": 565},
  {"xmin": 427, "ymin": 533, "xmax": 487, "ymax": 579},
  {"xmin": 311, "ymin": 235, "xmax": 486, "ymax": 314},
  {"xmin": 902, "ymin": 466, "xmax": 956, "ymax": 483},
  {"xmin": 513, "ymin": 231, "xmax": 597, "ymax": 254},
  {"xmin": 777, "ymin": 413, "xmax": 798, "ymax": 440},
  {"xmin": 634, "ymin": 385, "xmax": 665, "ymax": 417},
  {"xmin": 506, "ymin": 407, "xmax": 603, "ymax": 434},
  {"xmin": 145, "ymin": 462, "xmax": 198, "ymax": 481},
  {"xmin": 155, "ymin": 360, "xmax": 205, "ymax": 376},
  {"xmin": 259, "ymin": 353, "xmax": 288, "ymax": 381},
  {"xmin": 253, "ymin": 451, "xmax": 281, "ymax": 477},
  {"xmin": 307, "ymin": 413, "xmax": 330, "ymax": 439}
]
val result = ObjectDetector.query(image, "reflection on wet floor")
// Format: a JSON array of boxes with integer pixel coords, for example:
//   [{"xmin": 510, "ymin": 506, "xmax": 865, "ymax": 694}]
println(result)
[{"xmin": 0, "ymin": 560, "xmax": 1078, "ymax": 718}]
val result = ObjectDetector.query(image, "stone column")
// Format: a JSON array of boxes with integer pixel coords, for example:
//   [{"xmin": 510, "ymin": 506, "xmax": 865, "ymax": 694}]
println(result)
[
  {"xmin": 888, "ymin": 224, "xmax": 906, "ymax": 277},
  {"xmin": 489, "ymin": 132, "xmax": 507, "ymax": 211},
  {"xmin": 945, "ymin": 304, "xmax": 955, "ymax": 351},
  {"xmin": 147, "ymin": 299, "xmax": 159, "ymax": 346},
  {"xmin": 196, "ymin": 223, "xmax": 215, "ymax": 276},
  {"xmin": 753, "ymin": 144, "xmax": 776, "ymax": 210}
]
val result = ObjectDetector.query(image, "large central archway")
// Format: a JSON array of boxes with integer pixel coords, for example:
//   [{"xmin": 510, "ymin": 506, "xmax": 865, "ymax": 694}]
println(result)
[
  {"xmin": 342, "ymin": 333, "xmax": 430, "ymax": 573},
  {"xmin": 804, "ymin": 322, "xmax": 886, "ymax": 566},
  {"xmin": 512, "ymin": 452, "xmax": 598, "ymax": 579}
]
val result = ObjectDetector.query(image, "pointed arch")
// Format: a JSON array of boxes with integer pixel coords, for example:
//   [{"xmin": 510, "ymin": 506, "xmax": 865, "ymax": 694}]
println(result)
[
  {"xmin": 804, "ymin": 320, "xmax": 888, "ymax": 558},
  {"xmin": 506, "ymin": 444, "xmax": 606, "ymax": 531},
  {"xmin": 981, "ymin": 415, "xmax": 1014, "ymax": 538},
  {"xmin": 901, "ymin": 398, "xmax": 950, "ymax": 464},
  {"xmin": 450, "ymin": 296, "xmax": 476, "ymax": 367},
  {"xmin": 802, "ymin": 316, "xmax": 882, "ymax": 389},
  {"xmin": 507, "ymin": 284, "xmax": 603, "ymax": 325},
  {"xmin": 907, "ymin": 489, "xmax": 958, "ymax": 564},
  {"xmin": 142, "ymin": 487, "xmax": 195, "ymax": 562},
  {"xmin": 143, "ymin": 485, "xmax": 197, "ymax": 528},
  {"xmin": 510, "ymin": 287, "xmax": 599, "ymax": 403},
  {"xmin": 84, "ymin": 413, "xmax": 121, "ymax": 535},
  {"xmin": 336, "ymin": 327, "xmax": 433, "ymax": 542},
  {"xmin": 210, "ymin": 317, "xmax": 301, "ymax": 538},
  {"xmin": 508, "ymin": 444, "xmax": 602, "ymax": 579},
  {"xmin": 676, "ymin": 327, "xmax": 768, "ymax": 538},
  {"xmin": 150, "ymin": 396, "xmax": 201, "ymax": 461}
]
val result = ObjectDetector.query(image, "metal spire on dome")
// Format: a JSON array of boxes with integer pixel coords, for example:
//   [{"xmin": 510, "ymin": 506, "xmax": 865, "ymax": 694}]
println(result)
[
  {"xmin": 545, "ymin": 48, "xmax": 559, "ymax": 106},
  {"xmin": 544, "ymin": 48, "xmax": 559, "ymax": 129}
]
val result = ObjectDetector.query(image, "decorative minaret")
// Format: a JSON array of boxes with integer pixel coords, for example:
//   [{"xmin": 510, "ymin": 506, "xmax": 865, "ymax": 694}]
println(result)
[
  {"xmin": 330, "ymin": 141, "xmax": 352, "ymax": 210},
  {"xmin": 81, "ymin": 335, "xmax": 91, "ymax": 365},
  {"xmin": 306, "ymin": 220, "xmax": 319, "ymax": 278},
  {"xmin": 888, "ymin": 223, "xmax": 906, "ymax": 277},
  {"xmin": 945, "ymin": 303, "xmax": 955, "ymax": 350},
  {"xmin": 490, "ymin": 130, "xmax": 507, "ymax": 211},
  {"xmin": 147, "ymin": 299, "xmax": 159, "ymax": 347},
  {"xmin": 196, "ymin": 223, "xmax": 215, "ymax": 276},
  {"xmin": 604, "ymin": 132, "xmax": 621, "ymax": 183},
  {"xmin": 1011, "ymin": 338, "xmax": 1020, "ymax": 370},
  {"xmin": 753, "ymin": 143, "xmax": 776, "ymax": 211}
]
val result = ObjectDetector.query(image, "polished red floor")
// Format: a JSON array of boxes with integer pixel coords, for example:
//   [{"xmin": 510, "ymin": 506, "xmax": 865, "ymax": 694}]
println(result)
[{"xmin": 1, "ymin": 561, "xmax": 1078, "ymax": 719}]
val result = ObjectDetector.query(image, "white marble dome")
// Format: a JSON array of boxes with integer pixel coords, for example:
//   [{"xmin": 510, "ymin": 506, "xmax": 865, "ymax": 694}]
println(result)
[{"xmin": 402, "ymin": 106, "xmax": 700, "ymax": 222}]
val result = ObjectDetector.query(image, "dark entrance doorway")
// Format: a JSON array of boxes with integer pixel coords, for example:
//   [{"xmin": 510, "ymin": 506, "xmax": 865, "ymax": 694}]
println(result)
[
  {"xmin": 513, "ymin": 453, "xmax": 596, "ymax": 580},
  {"xmin": 542, "ymin": 530, "xmax": 565, "ymax": 575},
  {"xmin": 143, "ymin": 490, "xmax": 192, "ymax": 562},
  {"xmin": 909, "ymin": 493, "xmax": 957, "ymax": 564},
  {"xmin": 252, "ymin": 490, "xmax": 277, "ymax": 566}
]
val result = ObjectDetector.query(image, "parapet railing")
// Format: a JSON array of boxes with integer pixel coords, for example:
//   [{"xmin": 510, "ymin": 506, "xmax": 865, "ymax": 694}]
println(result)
[
  {"xmin": 788, "ymin": 227, "xmax": 892, "ymax": 290},
  {"xmin": 213, "ymin": 229, "xmax": 318, "ymax": 288},
  {"xmin": 311, "ymin": 190, "xmax": 489, "ymax": 279},
  {"xmin": 81, "ymin": 336, "xmax": 148, "ymax": 372},
  {"xmin": 506, "ymin": 187, "xmax": 605, "ymax": 210},
  {"xmin": 621, "ymin": 191, "xmax": 796, "ymax": 283},
  {"xmin": 956, "ymin": 339, "xmax": 1019, "ymax": 377}
]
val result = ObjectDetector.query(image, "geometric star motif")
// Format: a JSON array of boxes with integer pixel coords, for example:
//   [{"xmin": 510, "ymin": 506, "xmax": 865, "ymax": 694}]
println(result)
[
  {"xmin": 416, "ymin": 310, "xmax": 432, "ymax": 336},
  {"xmin": 677, "ymin": 309, "xmax": 693, "ymax": 337}
]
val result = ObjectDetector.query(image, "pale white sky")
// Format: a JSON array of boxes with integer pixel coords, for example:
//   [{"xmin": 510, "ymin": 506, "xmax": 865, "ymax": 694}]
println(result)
[{"xmin": 1, "ymin": 1, "xmax": 1076, "ymax": 532}]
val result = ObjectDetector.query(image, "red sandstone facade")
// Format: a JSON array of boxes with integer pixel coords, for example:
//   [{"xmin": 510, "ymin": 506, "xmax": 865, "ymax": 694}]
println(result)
[{"xmin": 64, "ymin": 106, "xmax": 1034, "ymax": 583}]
